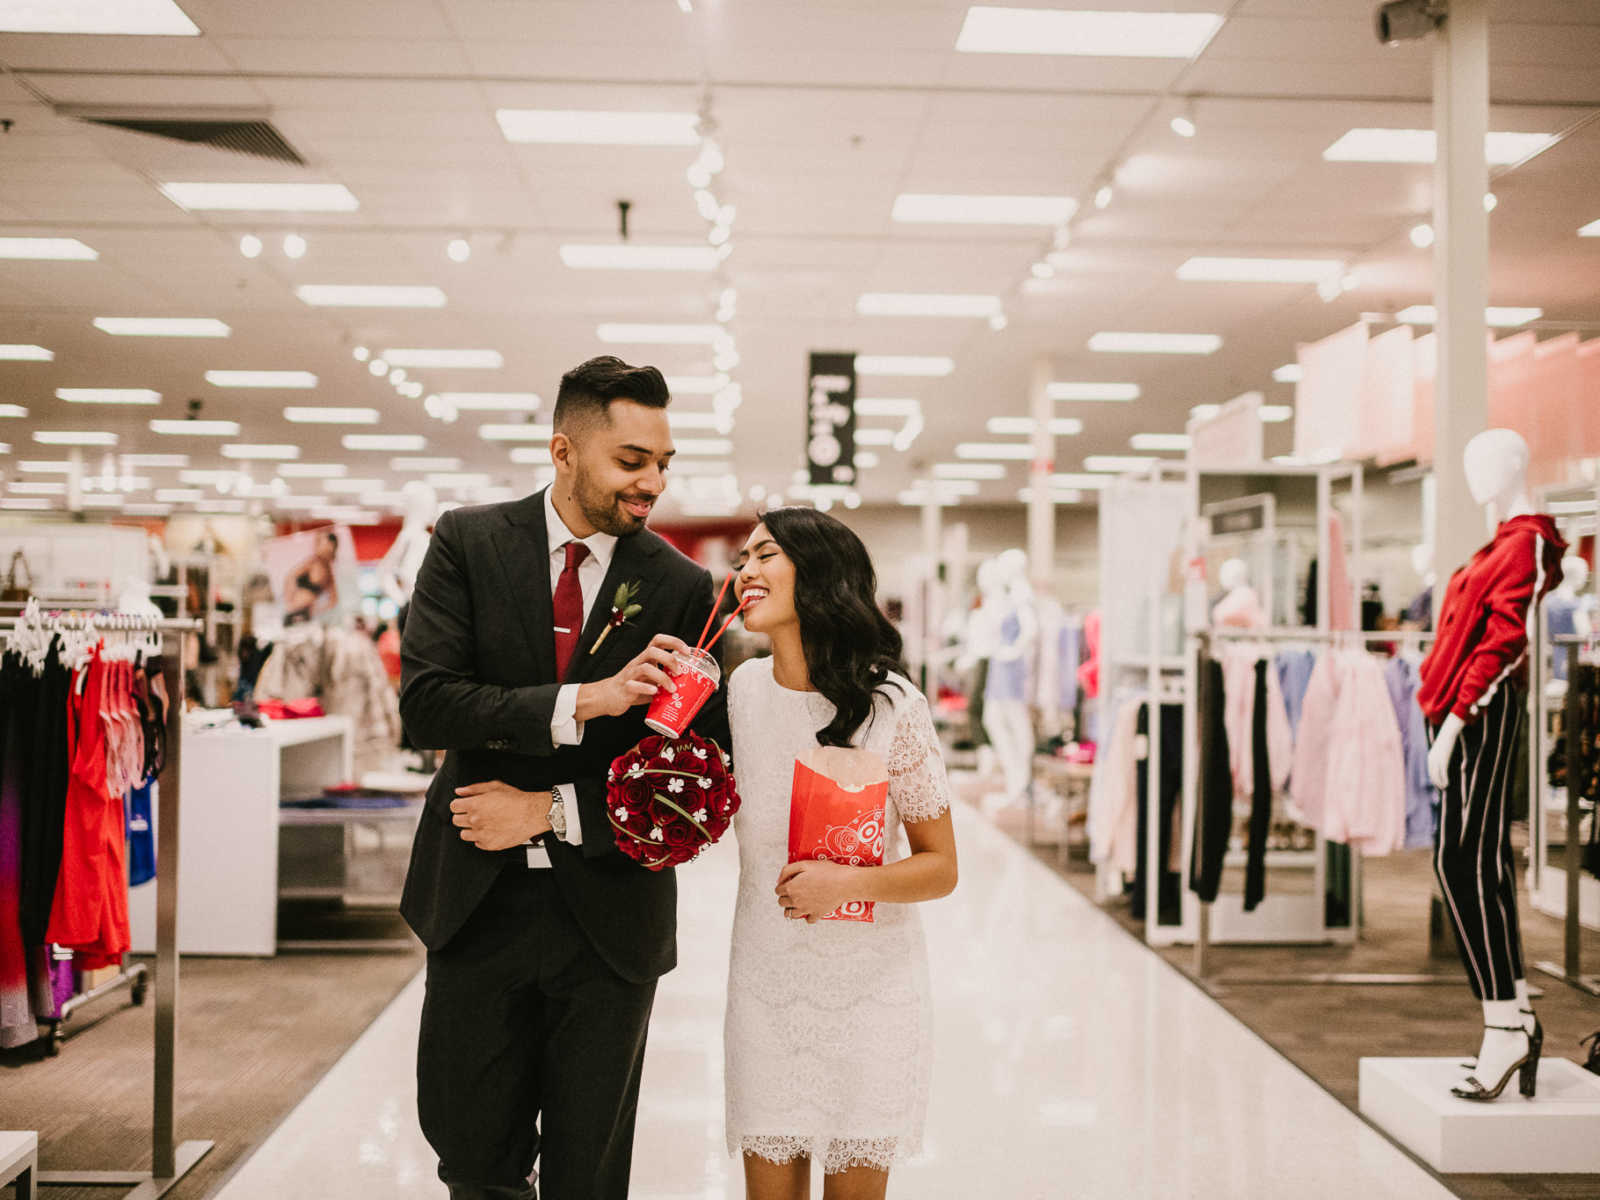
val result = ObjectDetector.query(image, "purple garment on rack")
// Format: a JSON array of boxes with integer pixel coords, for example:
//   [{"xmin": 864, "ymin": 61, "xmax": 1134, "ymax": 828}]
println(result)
[{"xmin": 1384, "ymin": 655, "xmax": 1438, "ymax": 850}]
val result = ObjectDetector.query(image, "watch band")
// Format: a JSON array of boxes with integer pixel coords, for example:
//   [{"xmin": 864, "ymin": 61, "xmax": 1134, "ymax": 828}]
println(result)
[{"xmin": 548, "ymin": 783, "xmax": 568, "ymax": 840}]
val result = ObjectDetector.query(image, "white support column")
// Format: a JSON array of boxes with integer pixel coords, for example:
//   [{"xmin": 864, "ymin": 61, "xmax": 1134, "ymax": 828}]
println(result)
[
  {"xmin": 919, "ymin": 497, "xmax": 943, "ymax": 690},
  {"xmin": 1027, "ymin": 355, "xmax": 1054, "ymax": 589},
  {"xmin": 1431, "ymin": 0, "xmax": 1491, "ymax": 580}
]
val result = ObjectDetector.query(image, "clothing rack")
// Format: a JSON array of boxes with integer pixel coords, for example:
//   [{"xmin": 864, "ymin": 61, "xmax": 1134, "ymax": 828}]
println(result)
[
  {"xmin": 1190, "ymin": 626, "xmax": 1455, "ymax": 990},
  {"xmin": 8, "ymin": 607, "xmax": 215, "ymax": 1197},
  {"xmin": 1532, "ymin": 633, "xmax": 1600, "ymax": 997}
]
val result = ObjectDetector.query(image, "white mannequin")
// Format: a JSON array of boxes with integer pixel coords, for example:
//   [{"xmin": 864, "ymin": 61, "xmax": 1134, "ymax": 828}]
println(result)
[
  {"xmin": 378, "ymin": 481, "xmax": 439, "ymax": 607},
  {"xmin": 1411, "ymin": 543, "xmax": 1436, "ymax": 589},
  {"xmin": 1424, "ymin": 428, "xmax": 1539, "ymax": 1095},
  {"xmin": 1554, "ymin": 555, "xmax": 1593, "ymax": 639},
  {"xmin": 1211, "ymin": 557, "xmax": 1265, "ymax": 629},
  {"xmin": 971, "ymin": 556, "xmax": 1037, "ymax": 804}
]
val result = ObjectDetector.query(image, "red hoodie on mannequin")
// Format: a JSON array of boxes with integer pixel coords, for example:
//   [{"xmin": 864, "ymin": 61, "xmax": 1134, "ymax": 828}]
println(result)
[{"xmin": 1417, "ymin": 513, "xmax": 1566, "ymax": 725}]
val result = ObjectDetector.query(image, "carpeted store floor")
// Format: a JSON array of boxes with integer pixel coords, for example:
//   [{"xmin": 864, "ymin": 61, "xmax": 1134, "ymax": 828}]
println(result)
[
  {"xmin": 977, "ymin": 777, "xmax": 1600, "ymax": 1200},
  {"xmin": 0, "ymin": 907, "xmax": 422, "ymax": 1200}
]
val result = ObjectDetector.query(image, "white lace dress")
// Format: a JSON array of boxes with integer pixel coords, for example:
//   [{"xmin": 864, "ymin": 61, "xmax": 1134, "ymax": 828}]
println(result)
[{"xmin": 723, "ymin": 658, "xmax": 952, "ymax": 1174}]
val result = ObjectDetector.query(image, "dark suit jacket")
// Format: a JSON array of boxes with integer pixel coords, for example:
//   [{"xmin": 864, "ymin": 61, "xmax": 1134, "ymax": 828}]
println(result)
[{"xmin": 398, "ymin": 488, "xmax": 730, "ymax": 983}]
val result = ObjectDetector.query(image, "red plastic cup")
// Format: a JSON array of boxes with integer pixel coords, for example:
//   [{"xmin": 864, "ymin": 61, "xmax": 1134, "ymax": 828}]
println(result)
[{"xmin": 644, "ymin": 648, "xmax": 721, "ymax": 738}]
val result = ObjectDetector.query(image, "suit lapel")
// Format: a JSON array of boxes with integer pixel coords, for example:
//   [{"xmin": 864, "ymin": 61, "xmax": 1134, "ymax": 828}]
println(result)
[
  {"xmin": 491, "ymin": 489, "xmax": 558, "ymax": 682},
  {"xmin": 568, "ymin": 529, "xmax": 664, "ymax": 684}
]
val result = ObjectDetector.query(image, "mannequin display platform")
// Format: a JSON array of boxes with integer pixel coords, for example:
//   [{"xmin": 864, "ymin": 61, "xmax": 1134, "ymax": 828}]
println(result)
[{"xmin": 1418, "ymin": 429, "xmax": 1567, "ymax": 1102}]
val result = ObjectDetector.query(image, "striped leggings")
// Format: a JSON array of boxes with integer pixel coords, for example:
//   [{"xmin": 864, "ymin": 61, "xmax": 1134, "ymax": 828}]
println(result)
[{"xmin": 1430, "ymin": 684, "xmax": 1526, "ymax": 1002}]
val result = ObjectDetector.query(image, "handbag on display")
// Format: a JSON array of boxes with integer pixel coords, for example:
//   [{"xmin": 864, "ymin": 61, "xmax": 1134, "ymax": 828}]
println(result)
[{"xmin": 0, "ymin": 549, "xmax": 32, "ymax": 603}]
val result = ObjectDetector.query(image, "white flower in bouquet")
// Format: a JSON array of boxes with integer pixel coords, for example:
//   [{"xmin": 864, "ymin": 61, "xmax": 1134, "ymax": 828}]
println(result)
[
  {"xmin": 698, "ymin": 777, "xmax": 712, "ymax": 790},
  {"xmin": 661, "ymin": 746, "xmax": 676, "ymax": 763},
  {"xmin": 614, "ymin": 805, "xmax": 629, "ymax": 822},
  {"xmin": 668, "ymin": 777, "xmax": 685, "ymax": 794},
  {"xmin": 649, "ymin": 828, "xmax": 664, "ymax": 842},
  {"xmin": 693, "ymin": 808, "xmax": 708, "ymax": 822}
]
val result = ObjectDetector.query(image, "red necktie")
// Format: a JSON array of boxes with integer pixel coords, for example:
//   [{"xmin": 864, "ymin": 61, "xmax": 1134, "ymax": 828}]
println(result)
[{"xmin": 553, "ymin": 541, "xmax": 591, "ymax": 681}]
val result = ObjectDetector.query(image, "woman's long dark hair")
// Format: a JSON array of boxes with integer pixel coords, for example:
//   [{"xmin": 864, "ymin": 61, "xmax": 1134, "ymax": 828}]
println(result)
[{"xmin": 758, "ymin": 506, "xmax": 904, "ymax": 747}]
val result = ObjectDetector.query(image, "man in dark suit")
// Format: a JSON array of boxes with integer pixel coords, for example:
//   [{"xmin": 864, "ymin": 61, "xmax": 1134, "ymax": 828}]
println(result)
[{"xmin": 399, "ymin": 356, "xmax": 731, "ymax": 1199}]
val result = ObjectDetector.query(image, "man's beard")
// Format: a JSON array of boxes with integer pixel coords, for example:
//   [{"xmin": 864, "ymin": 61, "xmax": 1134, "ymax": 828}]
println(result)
[{"xmin": 574, "ymin": 475, "xmax": 651, "ymax": 537}]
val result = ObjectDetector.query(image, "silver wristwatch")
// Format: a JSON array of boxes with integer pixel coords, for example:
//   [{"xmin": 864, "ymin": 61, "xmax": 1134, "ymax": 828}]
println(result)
[{"xmin": 547, "ymin": 784, "xmax": 568, "ymax": 841}]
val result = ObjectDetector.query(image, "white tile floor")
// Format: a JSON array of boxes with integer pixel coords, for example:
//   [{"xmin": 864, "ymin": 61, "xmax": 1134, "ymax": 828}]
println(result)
[{"xmin": 212, "ymin": 796, "xmax": 1454, "ymax": 1199}]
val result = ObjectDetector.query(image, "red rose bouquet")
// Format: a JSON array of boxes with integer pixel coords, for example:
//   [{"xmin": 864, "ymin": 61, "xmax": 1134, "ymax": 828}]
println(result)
[{"xmin": 607, "ymin": 731, "xmax": 740, "ymax": 870}]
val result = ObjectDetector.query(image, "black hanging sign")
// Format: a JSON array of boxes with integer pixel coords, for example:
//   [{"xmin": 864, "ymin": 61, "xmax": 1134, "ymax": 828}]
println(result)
[{"xmin": 806, "ymin": 351, "xmax": 857, "ymax": 487}]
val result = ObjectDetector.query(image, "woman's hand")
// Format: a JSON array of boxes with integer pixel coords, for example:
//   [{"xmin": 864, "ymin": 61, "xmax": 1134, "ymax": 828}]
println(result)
[{"xmin": 776, "ymin": 860, "xmax": 860, "ymax": 922}]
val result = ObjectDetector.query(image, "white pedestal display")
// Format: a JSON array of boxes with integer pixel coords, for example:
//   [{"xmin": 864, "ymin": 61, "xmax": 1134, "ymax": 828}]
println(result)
[{"xmin": 1359, "ymin": 1057, "xmax": 1600, "ymax": 1174}]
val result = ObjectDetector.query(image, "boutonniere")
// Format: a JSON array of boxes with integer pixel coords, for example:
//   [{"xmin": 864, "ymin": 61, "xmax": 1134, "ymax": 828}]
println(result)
[{"xmin": 591, "ymin": 580, "xmax": 644, "ymax": 654}]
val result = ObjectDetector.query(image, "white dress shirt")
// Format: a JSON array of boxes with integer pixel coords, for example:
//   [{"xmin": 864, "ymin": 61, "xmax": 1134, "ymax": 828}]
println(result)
[{"xmin": 529, "ymin": 486, "xmax": 619, "ymax": 867}]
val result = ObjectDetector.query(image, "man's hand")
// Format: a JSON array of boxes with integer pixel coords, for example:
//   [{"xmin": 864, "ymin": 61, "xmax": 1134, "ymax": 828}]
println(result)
[
  {"xmin": 575, "ymin": 633, "xmax": 690, "ymax": 722},
  {"xmin": 450, "ymin": 781, "xmax": 552, "ymax": 851},
  {"xmin": 776, "ymin": 860, "xmax": 860, "ymax": 922}
]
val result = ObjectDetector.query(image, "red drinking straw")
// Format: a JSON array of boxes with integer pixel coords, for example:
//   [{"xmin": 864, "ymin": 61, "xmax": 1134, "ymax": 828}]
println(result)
[
  {"xmin": 697, "ymin": 571, "xmax": 737, "ymax": 650},
  {"xmin": 703, "ymin": 594, "xmax": 753, "ymax": 655}
]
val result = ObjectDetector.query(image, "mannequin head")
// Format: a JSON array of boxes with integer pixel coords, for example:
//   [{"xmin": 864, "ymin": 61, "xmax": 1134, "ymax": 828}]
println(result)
[
  {"xmin": 1219, "ymin": 557, "xmax": 1251, "ymax": 592},
  {"xmin": 996, "ymin": 548, "xmax": 1029, "ymax": 588},
  {"xmin": 976, "ymin": 558, "xmax": 1006, "ymax": 600},
  {"xmin": 1411, "ymin": 542, "xmax": 1434, "ymax": 581},
  {"xmin": 1560, "ymin": 555, "xmax": 1590, "ymax": 594},
  {"xmin": 400, "ymin": 480, "xmax": 438, "ymax": 529},
  {"xmin": 1463, "ymin": 429, "xmax": 1531, "ymax": 523}
]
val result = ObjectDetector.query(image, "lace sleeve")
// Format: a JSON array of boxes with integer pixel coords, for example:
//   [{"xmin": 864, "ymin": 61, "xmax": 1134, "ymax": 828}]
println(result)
[{"xmin": 887, "ymin": 692, "xmax": 952, "ymax": 823}]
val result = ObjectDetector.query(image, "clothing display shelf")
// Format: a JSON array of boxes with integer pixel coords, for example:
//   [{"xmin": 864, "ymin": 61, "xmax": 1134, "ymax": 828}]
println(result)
[
  {"xmin": 1532, "ymin": 633, "xmax": 1600, "ymax": 998},
  {"xmin": 1155, "ymin": 462, "xmax": 1367, "ymax": 952},
  {"xmin": 4, "ymin": 605, "xmax": 213, "ymax": 1198},
  {"xmin": 1190, "ymin": 626, "xmax": 1454, "ymax": 990}
]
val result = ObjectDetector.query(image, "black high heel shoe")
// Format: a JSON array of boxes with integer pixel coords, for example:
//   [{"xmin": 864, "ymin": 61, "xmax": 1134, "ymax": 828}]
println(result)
[{"xmin": 1452, "ymin": 1018, "xmax": 1543, "ymax": 1101}]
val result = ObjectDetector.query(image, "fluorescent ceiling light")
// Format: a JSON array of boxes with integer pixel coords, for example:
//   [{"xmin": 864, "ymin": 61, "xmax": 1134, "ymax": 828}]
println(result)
[
  {"xmin": 273, "ymin": 495, "xmax": 332, "ymax": 508},
  {"xmin": 1048, "ymin": 473, "xmax": 1112, "ymax": 490},
  {"xmin": 956, "ymin": 443, "xmax": 1037, "ymax": 460},
  {"xmin": 1085, "ymin": 455, "xmax": 1159, "ymax": 472},
  {"xmin": 597, "ymin": 323, "xmax": 720, "ymax": 344},
  {"xmin": 1131, "ymin": 433, "xmax": 1192, "ymax": 451},
  {"xmin": 278, "ymin": 463, "xmax": 347, "ymax": 478},
  {"xmin": 1273, "ymin": 363, "xmax": 1303, "ymax": 383},
  {"xmin": 150, "ymin": 419, "xmax": 239, "ymax": 436},
  {"xmin": 1579, "ymin": 219, "xmax": 1600, "ymax": 237},
  {"xmin": 479, "ymin": 424, "xmax": 553, "ymax": 442},
  {"xmin": 1018, "ymin": 487, "xmax": 1084, "ymax": 504},
  {"xmin": 0, "ymin": 0, "xmax": 200, "ymax": 34},
  {"xmin": 94, "ymin": 317, "xmax": 230, "ymax": 338},
  {"xmin": 206, "ymin": 370, "xmax": 317, "ymax": 389},
  {"xmin": 934, "ymin": 463, "xmax": 1008, "ymax": 480},
  {"xmin": 123, "ymin": 503, "xmax": 175, "ymax": 516},
  {"xmin": 390, "ymin": 457, "xmax": 460, "ymax": 472},
  {"xmin": 0, "ymin": 344, "xmax": 52, "ymax": 361},
  {"xmin": 669, "ymin": 412, "xmax": 728, "ymax": 431},
  {"xmin": 34, "ymin": 430, "xmax": 117, "ymax": 446},
  {"xmin": 857, "ymin": 293, "xmax": 1002, "ymax": 318},
  {"xmin": 666, "ymin": 376, "xmax": 725, "ymax": 395},
  {"xmin": 9, "ymin": 482, "xmax": 66, "ymax": 495},
  {"xmin": 323, "ymin": 479, "xmax": 384, "ymax": 494},
  {"xmin": 674, "ymin": 438, "xmax": 735, "ymax": 456},
  {"xmin": 0, "ymin": 406, "xmax": 26, "ymax": 418},
  {"xmin": 1190, "ymin": 404, "xmax": 1220, "ymax": 421},
  {"xmin": 1049, "ymin": 382, "xmax": 1139, "ymax": 402},
  {"xmin": 380, "ymin": 349, "xmax": 504, "ymax": 369},
  {"xmin": 297, "ymin": 285, "xmax": 446, "ymax": 308},
  {"xmin": 855, "ymin": 429, "xmax": 896, "ymax": 447},
  {"xmin": 222, "ymin": 444, "xmax": 299, "ymax": 460},
  {"xmin": 159, "ymin": 182, "xmax": 359, "ymax": 212},
  {"xmin": 1394, "ymin": 305, "xmax": 1543, "ymax": 327},
  {"xmin": 344, "ymin": 434, "xmax": 426, "ymax": 451},
  {"xmin": 18, "ymin": 461, "xmax": 73, "ymax": 473},
  {"xmin": 509, "ymin": 447, "xmax": 555, "ymax": 465},
  {"xmin": 892, "ymin": 193, "xmax": 1075, "ymax": 226},
  {"xmin": 0, "ymin": 237, "xmax": 96, "ymax": 260},
  {"xmin": 854, "ymin": 450, "xmax": 881, "ymax": 469},
  {"xmin": 122, "ymin": 454, "xmax": 188, "ymax": 467},
  {"xmin": 1260, "ymin": 406, "xmax": 1294, "ymax": 423},
  {"xmin": 424, "ymin": 473, "xmax": 492, "ymax": 489},
  {"xmin": 897, "ymin": 492, "xmax": 959, "ymax": 508},
  {"xmin": 855, "ymin": 355, "xmax": 954, "ymax": 377},
  {"xmin": 496, "ymin": 109, "xmax": 699, "ymax": 145},
  {"xmin": 1177, "ymin": 257, "xmax": 1345, "ymax": 284},
  {"xmin": 986, "ymin": 417, "xmax": 1083, "ymax": 436},
  {"xmin": 956, "ymin": 7, "xmax": 1224, "ymax": 58},
  {"xmin": 1090, "ymin": 332, "xmax": 1221, "ymax": 355},
  {"xmin": 283, "ymin": 407, "xmax": 380, "ymax": 424},
  {"xmin": 437, "ymin": 392, "xmax": 541, "ymax": 411},
  {"xmin": 559, "ymin": 244, "xmax": 720, "ymax": 271},
  {"xmin": 179, "ymin": 470, "xmax": 237, "ymax": 485},
  {"xmin": 155, "ymin": 489, "xmax": 207, "ymax": 503},
  {"xmin": 57, "ymin": 388, "xmax": 160, "ymax": 405},
  {"xmin": 0, "ymin": 499, "xmax": 52, "ymax": 511},
  {"xmin": 1322, "ymin": 128, "xmax": 1556, "ymax": 165},
  {"xmin": 855, "ymin": 398, "xmax": 921, "ymax": 417}
]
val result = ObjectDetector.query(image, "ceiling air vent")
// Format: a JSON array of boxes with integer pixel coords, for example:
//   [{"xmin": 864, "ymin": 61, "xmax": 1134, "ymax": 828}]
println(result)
[{"xmin": 59, "ymin": 106, "xmax": 306, "ymax": 166}]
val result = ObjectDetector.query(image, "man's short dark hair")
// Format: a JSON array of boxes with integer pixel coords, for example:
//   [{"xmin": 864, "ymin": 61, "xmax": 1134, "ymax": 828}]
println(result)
[{"xmin": 553, "ymin": 356, "xmax": 670, "ymax": 432}]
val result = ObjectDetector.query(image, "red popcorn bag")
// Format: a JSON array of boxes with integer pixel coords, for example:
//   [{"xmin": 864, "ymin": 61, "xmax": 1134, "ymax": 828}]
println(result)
[
  {"xmin": 607, "ymin": 731, "xmax": 740, "ymax": 871},
  {"xmin": 788, "ymin": 746, "xmax": 889, "ymax": 923}
]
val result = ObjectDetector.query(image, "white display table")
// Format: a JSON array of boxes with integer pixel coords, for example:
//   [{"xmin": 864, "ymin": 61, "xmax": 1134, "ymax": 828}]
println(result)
[
  {"xmin": 129, "ymin": 716, "xmax": 353, "ymax": 956},
  {"xmin": 1359, "ymin": 1056, "xmax": 1600, "ymax": 1174},
  {"xmin": 0, "ymin": 1131, "xmax": 37, "ymax": 1200}
]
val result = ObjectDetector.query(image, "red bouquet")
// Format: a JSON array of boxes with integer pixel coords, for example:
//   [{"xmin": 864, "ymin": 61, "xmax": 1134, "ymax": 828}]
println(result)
[{"xmin": 607, "ymin": 731, "xmax": 740, "ymax": 870}]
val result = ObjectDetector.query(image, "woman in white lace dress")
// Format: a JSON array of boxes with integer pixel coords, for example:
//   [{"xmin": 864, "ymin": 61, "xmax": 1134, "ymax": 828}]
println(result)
[{"xmin": 724, "ymin": 508, "xmax": 958, "ymax": 1200}]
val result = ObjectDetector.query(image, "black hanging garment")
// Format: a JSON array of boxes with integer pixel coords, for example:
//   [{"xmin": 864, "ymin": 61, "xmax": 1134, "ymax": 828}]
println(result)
[
  {"xmin": 1191, "ymin": 654, "xmax": 1234, "ymax": 903},
  {"xmin": 1131, "ymin": 701, "xmax": 1183, "ymax": 923},
  {"xmin": 1243, "ymin": 659, "xmax": 1273, "ymax": 912}
]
